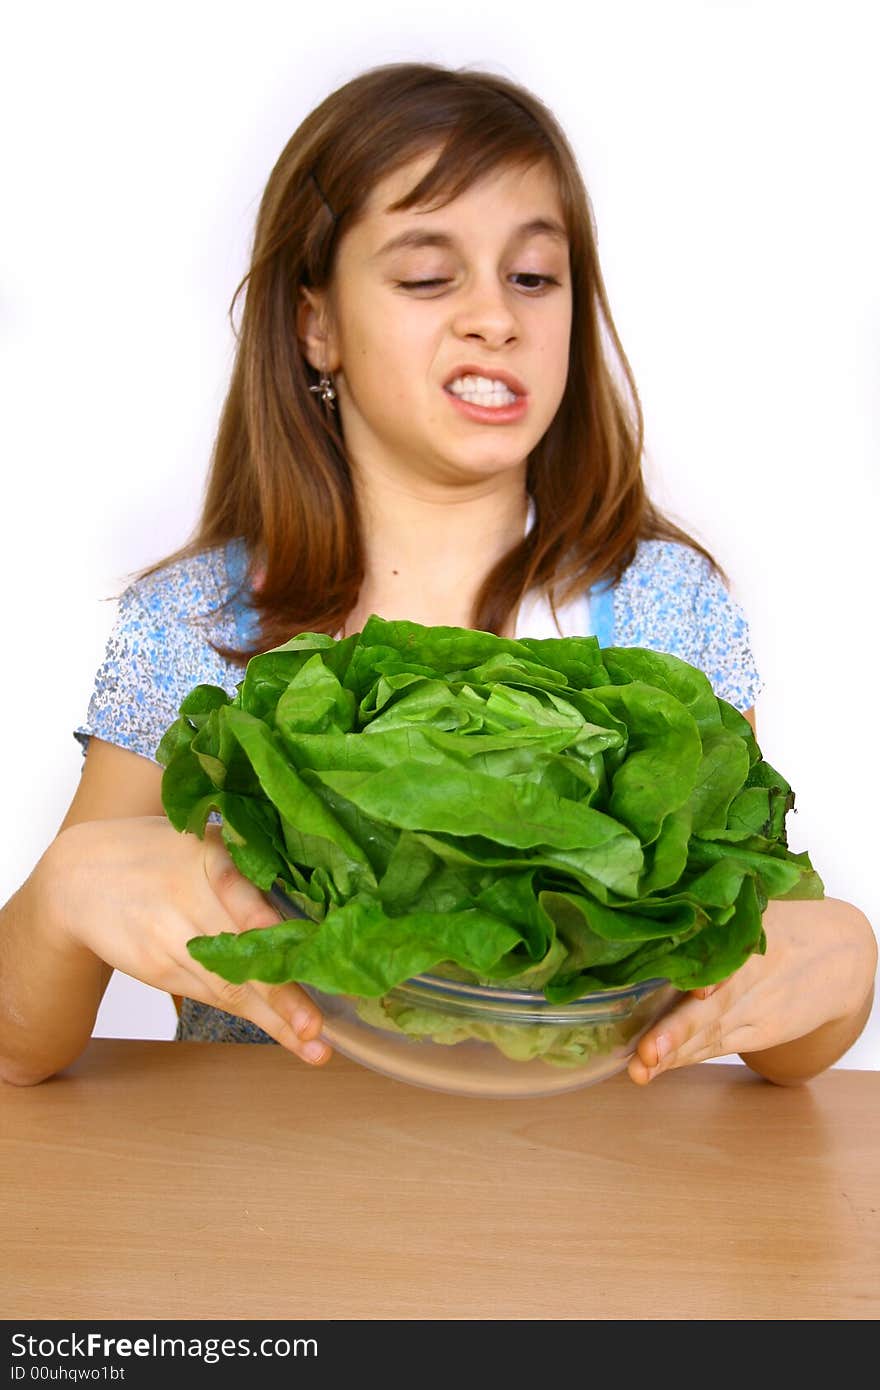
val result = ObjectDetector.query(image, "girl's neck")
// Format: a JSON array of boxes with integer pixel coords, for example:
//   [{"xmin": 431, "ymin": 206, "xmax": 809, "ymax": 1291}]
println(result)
[{"xmin": 345, "ymin": 469, "xmax": 530, "ymax": 635}]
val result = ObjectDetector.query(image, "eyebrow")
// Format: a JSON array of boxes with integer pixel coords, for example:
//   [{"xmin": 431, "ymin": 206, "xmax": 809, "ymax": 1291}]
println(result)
[{"xmin": 373, "ymin": 218, "xmax": 569, "ymax": 259}]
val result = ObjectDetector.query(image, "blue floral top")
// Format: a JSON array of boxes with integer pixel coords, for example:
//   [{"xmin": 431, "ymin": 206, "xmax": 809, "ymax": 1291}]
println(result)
[{"xmin": 75, "ymin": 534, "xmax": 763, "ymax": 1044}]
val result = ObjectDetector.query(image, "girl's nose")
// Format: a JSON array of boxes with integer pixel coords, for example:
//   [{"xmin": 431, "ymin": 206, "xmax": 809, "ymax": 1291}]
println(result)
[{"xmin": 451, "ymin": 279, "xmax": 520, "ymax": 347}]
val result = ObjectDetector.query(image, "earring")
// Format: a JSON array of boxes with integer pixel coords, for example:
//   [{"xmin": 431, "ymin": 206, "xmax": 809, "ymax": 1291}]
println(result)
[{"xmin": 309, "ymin": 371, "xmax": 337, "ymax": 410}]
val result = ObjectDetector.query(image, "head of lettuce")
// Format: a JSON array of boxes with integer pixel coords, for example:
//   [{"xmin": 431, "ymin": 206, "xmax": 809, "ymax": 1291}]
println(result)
[{"xmin": 157, "ymin": 616, "xmax": 823, "ymax": 1006}]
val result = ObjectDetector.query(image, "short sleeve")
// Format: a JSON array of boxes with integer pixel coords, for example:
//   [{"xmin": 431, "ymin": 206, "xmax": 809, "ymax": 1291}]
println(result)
[
  {"xmin": 612, "ymin": 540, "xmax": 765, "ymax": 714},
  {"xmin": 688, "ymin": 563, "xmax": 764, "ymax": 712},
  {"xmin": 74, "ymin": 551, "xmax": 247, "ymax": 763}
]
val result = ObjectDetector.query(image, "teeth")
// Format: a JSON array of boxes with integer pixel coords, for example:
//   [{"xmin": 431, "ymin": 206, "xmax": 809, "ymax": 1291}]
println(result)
[
  {"xmin": 456, "ymin": 392, "xmax": 516, "ymax": 406},
  {"xmin": 447, "ymin": 374, "xmax": 518, "ymax": 406}
]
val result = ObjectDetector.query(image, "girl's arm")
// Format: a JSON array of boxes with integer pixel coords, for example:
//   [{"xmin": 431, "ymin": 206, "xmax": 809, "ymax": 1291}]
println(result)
[
  {"xmin": 628, "ymin": 894, "xmax": 876, "ymax": 1085},
  {"xmin": 0, "ymin": 739, "xmax": 329, "ymax": 1086},
  {"xmin": 0, "ymin": 742, "xmax": 160, "ymax": 1085},
  {"xmin": 739, "ymin": 938, "xmax": 875, "ymax": 1084}
]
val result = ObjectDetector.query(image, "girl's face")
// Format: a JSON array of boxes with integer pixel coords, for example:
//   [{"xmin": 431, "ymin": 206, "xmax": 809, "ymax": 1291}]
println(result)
[{"xmin": 301, "ymin": 153, "xmax": 572, "ymax": 490}]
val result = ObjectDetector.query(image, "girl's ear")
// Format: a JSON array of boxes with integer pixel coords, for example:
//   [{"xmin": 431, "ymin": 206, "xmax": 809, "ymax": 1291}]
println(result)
[{"xmin": 297, "ymin": 287, "xmax": 340, "ymax": 372}]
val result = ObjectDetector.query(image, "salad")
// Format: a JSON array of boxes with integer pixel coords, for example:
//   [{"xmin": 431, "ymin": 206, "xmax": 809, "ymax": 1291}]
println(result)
[{"xmin": 157, "ymin": 616, "xmax": 823, "ymax": 1061}]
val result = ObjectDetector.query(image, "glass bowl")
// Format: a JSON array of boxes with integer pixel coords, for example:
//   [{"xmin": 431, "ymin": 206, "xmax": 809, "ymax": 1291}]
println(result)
[{"xmin": 266, "ymin": 889, "xmax": 679, "ymax": 1099}]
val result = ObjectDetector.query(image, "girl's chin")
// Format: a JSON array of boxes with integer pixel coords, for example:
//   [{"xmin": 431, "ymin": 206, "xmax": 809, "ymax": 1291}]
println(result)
[
  {"xmin": 345, "ymin": 421, "xmax": 540, "ymax": 481},
  {"xmin": 432, "ymin": 425, "xmax": 541, "ymax": 471},
  {"xmin": 432, "ymin": 446, "xmax": 532, "ymax": 479}
]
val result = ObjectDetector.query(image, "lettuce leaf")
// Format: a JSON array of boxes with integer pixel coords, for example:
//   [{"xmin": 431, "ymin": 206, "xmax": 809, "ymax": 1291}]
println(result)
[{"xmin": 158, "ymin": 616, "xmax": 823, "ymax": 1002}]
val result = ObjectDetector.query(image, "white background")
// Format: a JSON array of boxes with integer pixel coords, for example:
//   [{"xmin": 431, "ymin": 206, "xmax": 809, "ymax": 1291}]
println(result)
[{"xmin": 3, "ymin": 1, "xmax": 878, "ymax": 1066}]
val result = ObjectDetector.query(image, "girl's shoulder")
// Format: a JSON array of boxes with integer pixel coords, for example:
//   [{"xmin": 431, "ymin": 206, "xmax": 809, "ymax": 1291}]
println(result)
[
  {"xmin": 619, "ymin": 535, "xmax": 715, "ymax": 590},
  {"xmin": 76, "ymin": 541, "xmax": 251, "ymax": 763},
  {"xmin": 122, "ymin": 538, "xmax": 249, "ymax": 633},
  {"xmin": 615, "ymin": 537, "xmax": 733, "ymax": 630},
  {"xmin": 613, "ymin": 538, "xmax": 763, "ymax": 712}
]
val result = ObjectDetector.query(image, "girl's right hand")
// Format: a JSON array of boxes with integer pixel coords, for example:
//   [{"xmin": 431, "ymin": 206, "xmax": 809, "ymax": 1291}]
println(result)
[{"xmin": 43, "ymin": 816, "xmax": 332, "ymax": 1066}]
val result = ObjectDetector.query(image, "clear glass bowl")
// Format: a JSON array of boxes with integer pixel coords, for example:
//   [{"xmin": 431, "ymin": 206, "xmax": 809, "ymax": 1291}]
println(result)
[{"xmin": 267, "ymin": 888, "xmax": 679, "ymax": 1099}]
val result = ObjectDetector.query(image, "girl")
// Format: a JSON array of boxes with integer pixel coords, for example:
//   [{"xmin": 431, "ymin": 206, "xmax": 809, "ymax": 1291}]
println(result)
[{"xmin": 1, "ymin": 62, "xmax": 874, "ymax": 1087}]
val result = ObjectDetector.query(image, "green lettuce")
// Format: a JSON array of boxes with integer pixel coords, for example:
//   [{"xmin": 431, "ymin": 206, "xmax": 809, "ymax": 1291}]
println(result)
[
  {"xmin": 157, "ymin": 616, "xmax": 823, "ymax": 1008},
  {"xmin": 348, "ymin": 983, "xmax": 672, "ymax": 1067}
]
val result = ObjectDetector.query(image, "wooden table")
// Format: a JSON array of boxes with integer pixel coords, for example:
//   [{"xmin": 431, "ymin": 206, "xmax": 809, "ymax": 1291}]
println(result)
[{"xmin": 2, "ymin": 1039, "xmax": 878, "ymax": 1321}]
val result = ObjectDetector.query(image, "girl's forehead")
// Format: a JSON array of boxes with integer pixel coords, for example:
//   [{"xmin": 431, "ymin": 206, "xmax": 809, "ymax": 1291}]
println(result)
[{"xmin": 360, "ymin": 153, "xmax": 565, "ymax": 235}]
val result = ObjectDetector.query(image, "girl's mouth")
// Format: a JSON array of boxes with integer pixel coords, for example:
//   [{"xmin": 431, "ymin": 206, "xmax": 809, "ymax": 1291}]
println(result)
[{"xmin": 443, "ymin": 372, "xmax": 529, "ymax": 424}]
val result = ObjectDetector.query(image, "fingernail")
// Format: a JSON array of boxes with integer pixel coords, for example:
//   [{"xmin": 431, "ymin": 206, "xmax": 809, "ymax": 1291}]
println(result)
[
  {"xmin": 303, "ymin": 1039, "xmax": 328, "ymax": 1063},
  {"xmin": 655, "ymin": 1033, "xmax": 671, "ymax": 1063},
  {"xmin": 293, "ymin": 1008, "xmax": 314, "ymax": 1038}
]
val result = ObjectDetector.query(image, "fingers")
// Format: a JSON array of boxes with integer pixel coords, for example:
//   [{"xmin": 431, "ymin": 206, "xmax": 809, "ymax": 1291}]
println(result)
[
  {"xmin": 234, "ymin": 982, "xmax": 334, "ymax": 1066},
  {"xmin": 181, "ymin": 960, "xmax": 334, "ymax": 1066},
  {"xmin": 627, "ymin": 984, "xmax": 734, "ymax": 1085},
  {"xmin": 190, "ymin": 830, "xmax": 332, "ymax": 1064},
  {"xmin": 691, "ymin": 982, "xmax": 724, "ymax": 1001},
  {"xmin": 51, "ymin": 817, "xmax": 333, "ymax": 1067},
  {"xmin": 202, "ymin": 833, "xmax": 284, "ymax": 934},
  {"xmin": 256, "ymin": 980, "xmax": 332, "ymax": 1064},
  {"xmin": 627, "ymin": 1020, "xmax": 681, "ymax": 1084}
]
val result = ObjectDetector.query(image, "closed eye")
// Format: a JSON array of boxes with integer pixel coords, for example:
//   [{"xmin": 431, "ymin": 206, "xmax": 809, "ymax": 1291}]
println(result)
[{"xmin": 396, "ymin": 278, "xmax": 450, "ymax": 290}]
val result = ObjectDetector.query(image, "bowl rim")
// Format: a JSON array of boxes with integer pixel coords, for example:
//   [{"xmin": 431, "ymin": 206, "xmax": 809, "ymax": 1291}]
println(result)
[
  {"xmin": 396, "ymin": 972, "xmax": 670, "ymax": 1006},
  {"xmin": 267, "ymin": 884, "xmax": 672, "ymax": 1014}
]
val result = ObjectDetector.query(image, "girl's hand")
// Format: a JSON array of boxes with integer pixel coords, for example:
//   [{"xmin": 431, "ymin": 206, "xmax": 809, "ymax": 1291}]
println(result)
[
  {"xmin": 44, "ymin": 816, "xmax": 332, "ymax": 1066},
  {"xmin": 628, "ymin": 896, "xmax": 876, "ymax": 1085}
]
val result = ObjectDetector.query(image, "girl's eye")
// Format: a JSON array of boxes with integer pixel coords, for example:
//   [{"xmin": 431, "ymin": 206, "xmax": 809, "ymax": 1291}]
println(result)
[
  {"xmin": 510, "ymin": 273, "xmax": 560, "ymax": 291},
  {"xmin": 396, "ymin": 278, "xmax": 451, "ymax": 290},
  {"xmin": 395, "ymin": 273, "xmax": 560, "ymax": 293}
]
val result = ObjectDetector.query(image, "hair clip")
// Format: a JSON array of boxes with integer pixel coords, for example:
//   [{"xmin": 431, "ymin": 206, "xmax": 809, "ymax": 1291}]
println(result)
[{"xmin": 309, "ymin": 169, "xmax": 338, "ymax": 224}]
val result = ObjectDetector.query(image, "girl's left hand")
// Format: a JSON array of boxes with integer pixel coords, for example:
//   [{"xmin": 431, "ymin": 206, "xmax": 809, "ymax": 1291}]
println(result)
[{"xmin": 627, "ymin": 895, "xmax": 877, "ymax": 1085}]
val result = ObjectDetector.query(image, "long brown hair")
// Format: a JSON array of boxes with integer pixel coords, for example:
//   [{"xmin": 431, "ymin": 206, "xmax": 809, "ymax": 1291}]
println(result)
[{"xmin": 152, "ymin": 61, "xmax": 726, "ymax": 661}]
